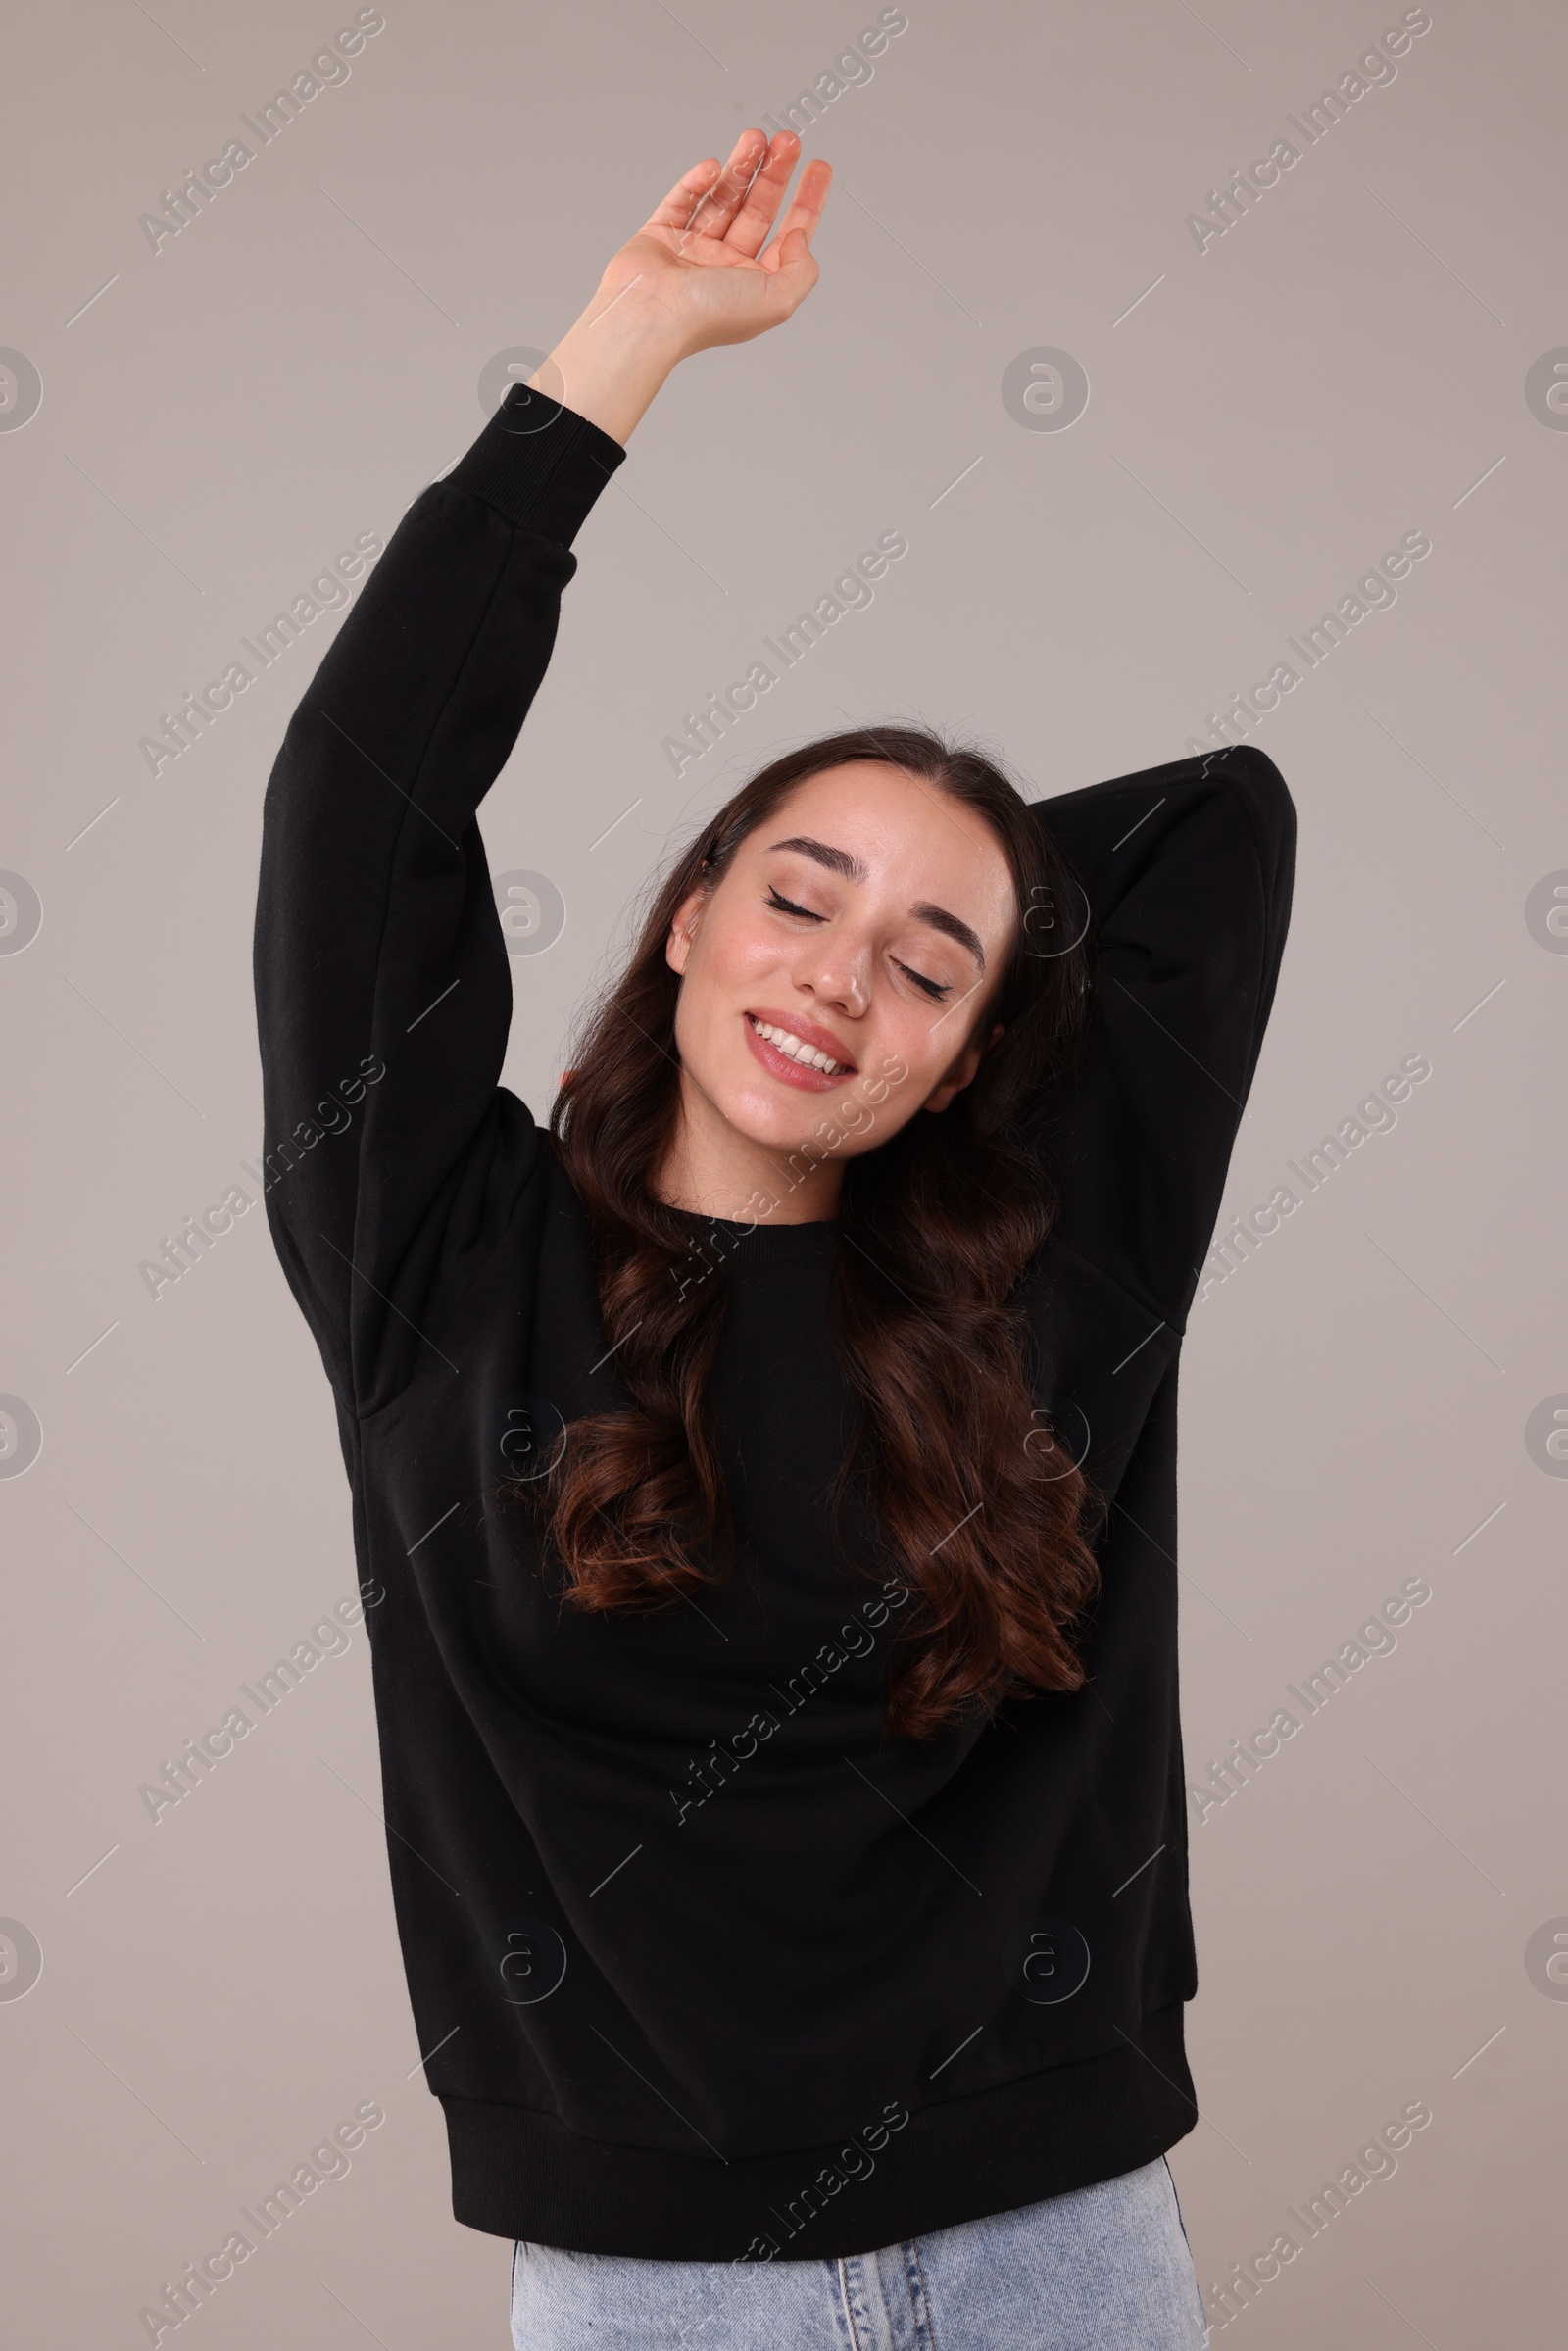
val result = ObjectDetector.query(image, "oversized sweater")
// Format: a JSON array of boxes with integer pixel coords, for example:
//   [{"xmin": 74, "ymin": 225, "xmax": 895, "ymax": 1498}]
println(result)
[{"xmin": 253, "ymin": 379, "xmax": 1295, "ymax": 2261}]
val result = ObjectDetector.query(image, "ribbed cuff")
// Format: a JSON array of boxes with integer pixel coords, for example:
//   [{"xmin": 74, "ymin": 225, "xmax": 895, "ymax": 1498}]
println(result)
[{"xmin": 447, "ymin": 382, "xmax": 627, "ymax": 546}]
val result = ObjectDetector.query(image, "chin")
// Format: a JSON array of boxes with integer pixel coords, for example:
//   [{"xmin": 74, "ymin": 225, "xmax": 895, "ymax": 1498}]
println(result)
[
  {"xmin": 677, "ymin": 998, "xmax": 882, "ymax": 1171},
  {"xmin": 710, "ymin": 1067, "xmax": 825, "ymax": 1152}
]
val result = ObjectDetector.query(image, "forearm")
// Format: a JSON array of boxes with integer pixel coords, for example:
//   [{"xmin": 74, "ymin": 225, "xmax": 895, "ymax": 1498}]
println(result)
[{"xmin": 530, "ymin": 282, "xmax": 685, "ymax": 445}]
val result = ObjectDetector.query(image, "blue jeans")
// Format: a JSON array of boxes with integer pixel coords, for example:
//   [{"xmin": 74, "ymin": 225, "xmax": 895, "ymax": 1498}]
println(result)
[{"xmin": 511, "ymin": 2155, "xmax": 1208, "ymax": 2348}]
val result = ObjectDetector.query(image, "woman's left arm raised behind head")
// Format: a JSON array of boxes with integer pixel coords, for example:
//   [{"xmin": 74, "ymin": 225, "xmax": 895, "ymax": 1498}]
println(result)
[{"xmin": 1026, "ymin": 744, "xmax": 1297, "ymax": 1325}]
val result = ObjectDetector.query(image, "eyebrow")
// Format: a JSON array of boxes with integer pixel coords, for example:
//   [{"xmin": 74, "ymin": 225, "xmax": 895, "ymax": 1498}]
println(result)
[{"xmin": 766, "ymin": 836, "xmax": 987, "ymax": 972}]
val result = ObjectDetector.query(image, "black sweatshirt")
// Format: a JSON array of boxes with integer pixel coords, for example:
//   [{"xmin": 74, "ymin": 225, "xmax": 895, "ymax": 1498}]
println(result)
[{"xmin": 253, "ymin": 382, "xmax": 1295, "ymax": 2262}]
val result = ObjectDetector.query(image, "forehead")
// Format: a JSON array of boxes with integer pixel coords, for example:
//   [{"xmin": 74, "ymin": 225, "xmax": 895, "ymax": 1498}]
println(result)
[{"xmin": 756, "ymin": 762, "xmax": 1015, "ymax": 914}]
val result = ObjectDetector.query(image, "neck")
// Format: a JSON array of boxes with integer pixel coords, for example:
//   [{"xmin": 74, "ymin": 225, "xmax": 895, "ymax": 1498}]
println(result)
[{"xmin": 654, "ymin": 1077, "xmax": 844, "ymax": 1224}]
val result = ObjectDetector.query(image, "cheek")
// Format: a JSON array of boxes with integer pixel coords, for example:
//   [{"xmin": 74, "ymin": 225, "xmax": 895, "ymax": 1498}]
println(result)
[
  {"xmin": 678, "ymin": 906, "xmax": 787, "ymax": 1032},
  {"xmin": 874, "ymin": 998, "xmax": 965, "ymax": 1102},
  {"xmin": 670, "ymin": 911, "xmax": 783, "ymax": 1102}
]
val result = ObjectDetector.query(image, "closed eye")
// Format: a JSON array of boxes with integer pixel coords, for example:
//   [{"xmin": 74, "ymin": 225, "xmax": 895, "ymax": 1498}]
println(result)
[
  {"xmin": 894, "ymin": 959, "xmax": 952, "ymax": 1002},
  {"xmin": 765, "ymin": 887, "xmax": 822, "ymax": 921},
  {"xmin": 766, "ymin": 887, "xmax": 951, "ymax": 999}
]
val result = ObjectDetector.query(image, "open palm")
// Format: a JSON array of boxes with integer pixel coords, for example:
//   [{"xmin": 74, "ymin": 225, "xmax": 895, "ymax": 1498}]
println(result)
[{"xmin": 601, "ymin": 130, "xmax": 833, "ymax": 357}]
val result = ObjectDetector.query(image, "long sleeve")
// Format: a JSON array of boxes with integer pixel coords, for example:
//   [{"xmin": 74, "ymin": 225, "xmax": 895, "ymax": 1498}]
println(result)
[
  {"xmin": 252, "ymin": 385, "xmax": 627, "ymax": 1413},
  {"xmin": 1029, "ymin": 743, "xmax": 1296, "ymax": 1330}
]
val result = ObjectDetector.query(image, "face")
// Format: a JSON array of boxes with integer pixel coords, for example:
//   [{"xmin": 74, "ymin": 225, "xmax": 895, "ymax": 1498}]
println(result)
[{"xmin": 664, "ymin": 762, "xmax": 1018, "ymax": 1204}]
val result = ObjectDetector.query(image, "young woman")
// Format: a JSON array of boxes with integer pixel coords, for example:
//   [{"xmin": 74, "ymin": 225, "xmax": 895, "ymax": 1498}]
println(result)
[{"xmin": 255, "ymin": 130, "xmax": 1293, "ymax": 2349}]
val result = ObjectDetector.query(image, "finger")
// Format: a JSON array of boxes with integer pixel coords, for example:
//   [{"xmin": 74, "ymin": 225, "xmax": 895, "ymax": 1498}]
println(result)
[
  {"xmin": 653, "ymin": 130, "xmax": 768, "ymax": 244},
  {"xmin": 718, "ymin": 130, "xmax": 803, "ymax": 259},
  {"xmin": 641, "ymin": 155, "xmax": 727, "ymax": 236},
  {"xmin": 685, "ymin": 127, "xmax": 772, "ymax": 239},
  {"xmin": 759, "ymin": 159, "xmax": 833, "ymax": 271}
]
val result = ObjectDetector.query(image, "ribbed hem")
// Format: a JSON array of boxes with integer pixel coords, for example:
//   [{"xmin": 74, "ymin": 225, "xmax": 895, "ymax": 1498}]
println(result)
[
  {"xmin": 443, "ymin": 2004, "xmax": 1196, "ymax": 2260},
  {"xmin": 447, "ymin": 383, "xmax": 626, "ymax": 545}
]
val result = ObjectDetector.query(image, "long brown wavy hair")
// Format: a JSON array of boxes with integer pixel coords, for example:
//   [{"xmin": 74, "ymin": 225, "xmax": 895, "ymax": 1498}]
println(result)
[{"xmin": 528, "ymin": 726, "xmax": 1102, "ymax": 1740}]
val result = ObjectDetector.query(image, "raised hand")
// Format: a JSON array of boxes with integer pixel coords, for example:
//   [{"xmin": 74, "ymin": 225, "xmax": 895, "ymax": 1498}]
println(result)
[
  {"xmin": 610, "ymin": 130, "xmax": 833, "ymax": 356},
  {"xmin": 529, "ymin": 131, "xmax": 832, "ymax": 442}
]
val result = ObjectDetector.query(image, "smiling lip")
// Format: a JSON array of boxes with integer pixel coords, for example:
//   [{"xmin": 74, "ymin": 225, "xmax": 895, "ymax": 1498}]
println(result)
[{"xmin": 743, "ymin": 1008, "xmax": 858, "ymax": 1092}]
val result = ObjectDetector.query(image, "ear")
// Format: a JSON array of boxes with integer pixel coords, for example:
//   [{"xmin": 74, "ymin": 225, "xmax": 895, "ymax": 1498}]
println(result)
[
  {"xmin": 665, "ymin": 888, "xmax": 708, "ymax": 977},
  {"xmin": 923, "ymin": 1021, "xmax": 1004, "ymax": 1115}
]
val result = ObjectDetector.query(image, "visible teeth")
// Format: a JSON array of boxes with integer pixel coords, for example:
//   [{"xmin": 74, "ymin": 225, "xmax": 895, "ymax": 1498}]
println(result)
[{"xmin": 753, "ymin": 1018, "xmax": 844, "ymax": 1075}]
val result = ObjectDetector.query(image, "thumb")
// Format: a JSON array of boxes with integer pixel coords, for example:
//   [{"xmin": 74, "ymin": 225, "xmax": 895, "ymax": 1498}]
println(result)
[{"xmin": 769, "ymin": 226, "xmax": 820, "ymax": 304}]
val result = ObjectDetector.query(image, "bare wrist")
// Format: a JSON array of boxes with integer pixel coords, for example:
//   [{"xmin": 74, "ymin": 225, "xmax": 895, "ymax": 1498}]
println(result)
[{"xmin": 531, "ymin": 281, "xmax": 685, "ymax": 445}]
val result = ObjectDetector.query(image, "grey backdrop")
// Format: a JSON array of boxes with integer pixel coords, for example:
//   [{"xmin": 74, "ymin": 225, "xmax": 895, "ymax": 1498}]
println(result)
[{"xmin": 3, "ymin": 2, "xmax": 1564, "ymax": 2343}]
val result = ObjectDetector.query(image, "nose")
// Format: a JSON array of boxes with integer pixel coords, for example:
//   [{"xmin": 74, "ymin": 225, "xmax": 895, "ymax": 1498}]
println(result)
[{"xmin": 798, "ymin": 935, "xmax": 869, "ymax": 1017}]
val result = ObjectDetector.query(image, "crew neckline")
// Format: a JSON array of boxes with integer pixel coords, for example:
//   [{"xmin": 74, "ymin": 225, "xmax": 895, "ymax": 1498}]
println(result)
[{"xmin": 665, "ymin": 1203, "xmax": 837, "ymax": 1233}]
